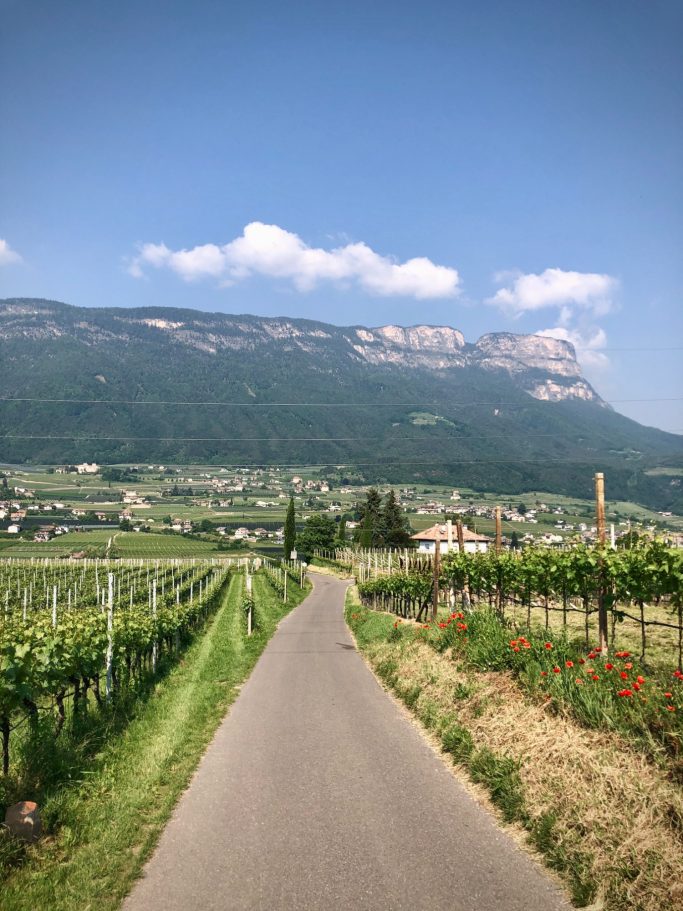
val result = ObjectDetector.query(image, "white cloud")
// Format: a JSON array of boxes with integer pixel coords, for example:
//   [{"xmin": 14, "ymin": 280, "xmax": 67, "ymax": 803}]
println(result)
[
  {"xmin": 0, "ymin": 239, "xmax": 22, "ymax": 266},
  {"xmin": 128, "ymin": 222, "xmax": 461, "ymax": 299},
  {"xmin": 536, "ymin": 325, "xmax": 609, "ymax": 369},
  {"xmin": 488, "ymin": 268, "xmax": 617, "ymax": 320}
]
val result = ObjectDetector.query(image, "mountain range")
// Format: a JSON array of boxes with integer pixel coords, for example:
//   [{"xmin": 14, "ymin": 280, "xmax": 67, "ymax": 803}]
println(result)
[{"xmin": 1, "ymin": 298, "xmax": 682, "ymax": 510}]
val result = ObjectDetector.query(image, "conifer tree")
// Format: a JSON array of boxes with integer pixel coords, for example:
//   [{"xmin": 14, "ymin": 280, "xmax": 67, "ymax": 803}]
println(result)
[
  {"xmin": 381, "ymin": 489, "xmax": 412, "ymax": 548},
  {"xmin": 284, "ymin": 497, "xmax": 296, "ymax": 558}
]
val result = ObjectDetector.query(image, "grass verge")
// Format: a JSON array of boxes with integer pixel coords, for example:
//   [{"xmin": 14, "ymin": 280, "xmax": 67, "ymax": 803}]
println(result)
[
  {"xmin": 346, "ymin": 587, "xmax": 683, "ymax": 911},
  {"xmin": 0, "ymin": 571, "xmax": 309, "ymax": 911}
]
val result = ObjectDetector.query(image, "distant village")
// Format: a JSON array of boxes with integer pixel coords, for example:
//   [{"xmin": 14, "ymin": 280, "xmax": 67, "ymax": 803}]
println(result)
[{"xmin": 1, "ymin": 462, "xmax": 681, "ymax": 550}]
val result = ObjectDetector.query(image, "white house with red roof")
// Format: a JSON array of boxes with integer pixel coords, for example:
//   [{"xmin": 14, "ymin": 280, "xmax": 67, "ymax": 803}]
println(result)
[{"xmin": 411, "ymin": 521, "xmax": 490, "ymax": 554}]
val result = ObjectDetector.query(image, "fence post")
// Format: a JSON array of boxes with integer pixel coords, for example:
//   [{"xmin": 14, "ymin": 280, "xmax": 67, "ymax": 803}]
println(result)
[
  {"xmin": 432, "ymin": 539, "xmax": 440, "ymax": 623},
  {"xmin": 106, "ymin": 573, "xmax": 114, "ymax": 701},
  {"xmin": 595, "ymin": 472, "xmax": 609, "ymax": 655},
  {"xmin": 246, "ymin": 572, "xmax": 253, "ymax": 636}
]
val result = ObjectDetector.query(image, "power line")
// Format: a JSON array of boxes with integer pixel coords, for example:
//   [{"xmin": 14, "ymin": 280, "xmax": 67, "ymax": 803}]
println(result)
[
  {"xmin": 0, "ymin": 456, "xmax": 653, "ymax": 468},
  {"xmin": 0, "ymin": 396, "xmax": 681, "ymax": 407},
  {"xmin": 573, "ymin": 346, "xmax": 683, "ymax": 352},
  {"xmin": 2, "ymin": 430, "xmax": 682, "ymax": 443}
]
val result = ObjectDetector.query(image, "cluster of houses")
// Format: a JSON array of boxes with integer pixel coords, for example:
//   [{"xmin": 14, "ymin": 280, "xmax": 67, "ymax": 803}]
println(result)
[
  {"xmin": 55, "ymin": 462, "xmax": 100, "ymax": 474},
  {"xmin": 291, "ymin": 476, "xmax": 330, "ymax": 494},
  {"xmin": 221, "ymin": 526, "xmax": 284, "ymax": 544}
]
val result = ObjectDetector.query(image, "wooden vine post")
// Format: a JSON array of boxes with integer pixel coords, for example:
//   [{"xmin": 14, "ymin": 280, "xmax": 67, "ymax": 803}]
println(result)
[
  {"xmin": 595, "ymin": 472, "xmax": 609, "ymax": 656},
  {"xmin": 431, "ymin": 533, "xmax": 440, "ymax": 622},
  {"xmin": 456, "ymin": 520, "xmax": 471, "ymax": 611}
]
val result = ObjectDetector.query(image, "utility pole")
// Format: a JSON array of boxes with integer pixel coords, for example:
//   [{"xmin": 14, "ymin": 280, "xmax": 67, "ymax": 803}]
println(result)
[
  {"xmin": 595, "ymin": 472, "xmax": 606, "ymax": 545},
  {"xmin": 595, "ymin": 472, "xmax": 608, "ymax": 655},
  {"xmin": 495, "ymin": 506, "xmax": 502, "ymax": 553}
]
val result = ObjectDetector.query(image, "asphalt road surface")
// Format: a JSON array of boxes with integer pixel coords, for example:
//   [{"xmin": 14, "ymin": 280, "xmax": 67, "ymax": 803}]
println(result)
[{"xmin": 123, "ymin": 573, "xmax": 571, "ymax": 911}]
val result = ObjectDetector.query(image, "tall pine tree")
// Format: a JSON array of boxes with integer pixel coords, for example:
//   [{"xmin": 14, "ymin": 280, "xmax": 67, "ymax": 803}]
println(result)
[
  {"xmin": 284, "ymin": 497, "xmax": 296, "ymax": 558},
  {"xmin": 357, "ymin": 487, "xmax": 384, "ymax": 547},
  {"xmin": 381, "ymin": 489, "xmax": 412, "ymax": 548}
]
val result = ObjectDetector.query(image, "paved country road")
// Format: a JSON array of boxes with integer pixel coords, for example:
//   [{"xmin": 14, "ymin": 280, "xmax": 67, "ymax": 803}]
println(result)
[{"xmin": 123, "ymin": 573, "xmax": 571, "ymax": 911}]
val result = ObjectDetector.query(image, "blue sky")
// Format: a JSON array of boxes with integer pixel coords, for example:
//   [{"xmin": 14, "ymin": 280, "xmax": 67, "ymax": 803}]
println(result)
[{"xmin": 0, "ymin": 0, "xmax": 681, "ymax": 431}]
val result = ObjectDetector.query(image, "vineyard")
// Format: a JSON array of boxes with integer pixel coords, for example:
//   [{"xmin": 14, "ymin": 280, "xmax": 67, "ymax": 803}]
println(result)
[
  {"xmin": 0, "ymin": 557, "xmax": 248, "ymax": 775},
  {"xmin": 333, "ymin": 542, "xmax": 683, "ymax": 666}
]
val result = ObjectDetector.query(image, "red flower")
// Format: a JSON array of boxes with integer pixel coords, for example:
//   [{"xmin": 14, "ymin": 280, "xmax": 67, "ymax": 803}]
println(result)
[
  {"xmin": 540, "ymin": 671, "xmax": 548, "ymax": 677},
  {"xmin": 664, "ymin": 692, "xmax": 673, "ymax": 699},
  {"xmin": 553, "ymin": 666, "xmax": 561, "ymax": 674},
  {"xmin": 565, "ymin": 660, "xmax": 574, "ymax": 668},
  {"xmin": 578, "ymin": 658, "xmax": 586, "ymax": 664},
  {"xmin": 605, "ymin": 663, "xmax": 614, "ymax": 671},
  {"xmin": 591, "ymin": 674, "xmax": 600, "ymax": 681},
  {"xmin": 624, "ymin": 662, "xmax": 633, "ymax": 670},
  {"xmin": 633, "ymin": 684, "xmax": 640, "ymax": 691},
  {"xmin": 509, "ymin": 640, "xmax": 518, "ymax": 647},
  {"xmin": 620, "ymin": 671, "xmax": 629, "ymax": 680},
  {"xmin": 523, "ymin": 642, "xmax": 531, "ymax": 649},
  {"xmin": 666, "ymin": 705, "xmax": 676, "ymax": 712},
  {"xmin": 636, "ymin": 675, "xmax": 645, "ymax": 685},
  {"xmin": 544, "ymin": 643, "xmax": 553, "ymax": 650},
  {"xmin": 617, "ymin": 689, "xmax": 633, "ymax": 697},
  {"xmin": 513, "ymin": 647, "xmax": 520, "ymax": 653},
  {"xmin": 575, "ymin": 678, "xmax": 584, "ymax": 685}
]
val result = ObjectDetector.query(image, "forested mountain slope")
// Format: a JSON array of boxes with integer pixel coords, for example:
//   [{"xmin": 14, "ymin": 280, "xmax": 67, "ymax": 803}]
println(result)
[{"xmin": 1, "ymin": 298, "xmax": 681, "ymax": 509}]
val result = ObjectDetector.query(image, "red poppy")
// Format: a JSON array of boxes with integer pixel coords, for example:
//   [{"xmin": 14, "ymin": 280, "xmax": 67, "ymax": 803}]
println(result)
[
  {"xmin": 666, "ymin": 705, "xmax": 676, "ymax": 712},
  {"xmin": 553, "ymin": 666, "xmax": 561, "ymax": 674},
  {"xmin": 624, "ymin": 662, "xmax": 633, "ymax": 670},
  {"xmin": 664, "ymin": 692, "xmax": 673, "ymax": 699},
  {"xmin": 510, "ymin": 640, "xmax": 518, "ymax": 647},
  {"xmin": 605, "ymin": 663, "xmax": 614, "ymax": 671},
  {"xmin": 617, "ymin": 689, "xmax": 633, "ymax": 697},
  {"xmin": 578, "ymin": 658, "xmax": 586, "ymax": 664},
  {"xmin": 544, "ymin": 643, "xmax": 553, "ymax": 650},
  {"xmin": 575, "ymin": 678, "xmax": 584, "ymax": 685},
  {"xmin": 565, "ymin": 660, "xmax": 574, "ymax": 668},
  {"xmin": 513, "ymin": 647, "xmax": 520, "ymax": 653},
  {"xmin": 636, "ymin": 675, "xmax": 645, "ymax": 685},
  {"xmin": 620, "ymin": 671, "xmax": 629, "ymax": 680},
  {"xmin": 591, "ymin": 674, "xmax": 600, "ymax": 681},
  {"xmin": 540, "ymin": 671, "xmax": 548, "ymax": 677}
]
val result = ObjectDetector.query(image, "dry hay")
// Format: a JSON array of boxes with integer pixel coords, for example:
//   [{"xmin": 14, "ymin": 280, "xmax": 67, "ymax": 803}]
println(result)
[{"xmin": 364, "ymin": 636, "xmax": 683, "ymax": 911}]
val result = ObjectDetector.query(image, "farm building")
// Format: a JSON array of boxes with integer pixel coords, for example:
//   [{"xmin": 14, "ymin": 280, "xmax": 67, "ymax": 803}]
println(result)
[{"xmin": 411, "ymin": 521, "xmax": 490, "ymax": 554}]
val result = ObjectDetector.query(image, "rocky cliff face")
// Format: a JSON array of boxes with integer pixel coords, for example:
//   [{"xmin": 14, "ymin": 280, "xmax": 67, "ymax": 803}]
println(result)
[
  {"xmin": 0, "ymin": 299, "xmax": 600, "ymax": 403},
  {"xmin": 350, "ymin": 324, "xmax": 600, "ymax": 403},
  {"xmin": 469, "ymin": 332, "xmax": 599, "ymax": 402}
]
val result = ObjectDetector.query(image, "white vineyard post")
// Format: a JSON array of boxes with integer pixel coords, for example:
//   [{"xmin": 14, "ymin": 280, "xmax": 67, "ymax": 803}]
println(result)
[
  {"xmin": 246, "ymin": 571, "xmax": 253, "ymax": 636},
  {"xmin": 284, "ymin": 570, "xmax": 287, "ymax": 603},
  {"xmin": 105, "ymin": 573, "xmax": 114, "ymax": 701},
  {"xmin": 52, "ymin": 585, "xmax": 57, "ymax": 628},
  {"xmin": 152, "ymin": 579, "xmax": 158, "ymax": 673}
]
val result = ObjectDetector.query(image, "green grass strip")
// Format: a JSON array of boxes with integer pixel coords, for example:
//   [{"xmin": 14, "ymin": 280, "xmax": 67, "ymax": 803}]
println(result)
[{"xmin": 0, "ymin": 572, "xmax": 309, "ymax": 911}]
